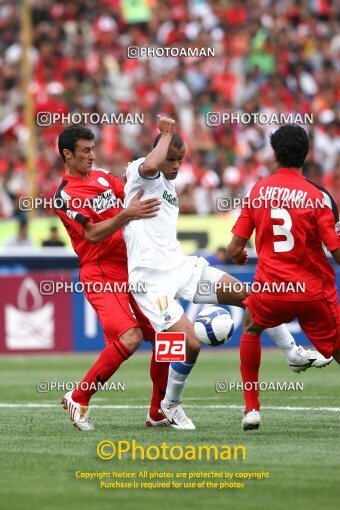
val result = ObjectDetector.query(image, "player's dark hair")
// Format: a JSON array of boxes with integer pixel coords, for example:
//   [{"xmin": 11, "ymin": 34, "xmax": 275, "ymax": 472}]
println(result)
[
  {"xmin": 153, "ymin": 132, "xmax": 185, "ymax": 150},
  {"xmin": 269, "ymin": 125, "xmax": 309, "ymax": 168},
  {"xmin": 58, "ymin": 125, "xmax": 95, "ymax": 162}
]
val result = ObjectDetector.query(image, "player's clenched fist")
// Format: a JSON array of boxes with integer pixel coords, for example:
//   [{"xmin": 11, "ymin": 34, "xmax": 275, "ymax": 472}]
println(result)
[
  {"xmin": 157, "ymin": 115, "xmax": 175, "ymax": 135},
  {"xmin": 125, "ymin": 189, "xmax": 160, "ymax": 220}
]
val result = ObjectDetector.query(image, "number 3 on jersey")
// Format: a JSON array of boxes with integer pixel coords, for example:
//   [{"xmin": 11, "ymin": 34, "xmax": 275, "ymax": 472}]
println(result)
[{"xmin": 270, "ymin": 208, "xmax": 294, "ymax": 253}]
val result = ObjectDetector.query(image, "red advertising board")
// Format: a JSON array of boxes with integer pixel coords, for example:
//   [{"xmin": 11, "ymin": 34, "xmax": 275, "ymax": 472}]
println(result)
[{"xmin": 0, "ymin": 273, "xmax": 73, "ymax": 353}]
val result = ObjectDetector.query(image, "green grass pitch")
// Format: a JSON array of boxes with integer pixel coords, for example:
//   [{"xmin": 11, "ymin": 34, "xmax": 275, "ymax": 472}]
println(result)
[{"xmin": 0, "ymin": 350, "xmax": 339, "ymax": 510}]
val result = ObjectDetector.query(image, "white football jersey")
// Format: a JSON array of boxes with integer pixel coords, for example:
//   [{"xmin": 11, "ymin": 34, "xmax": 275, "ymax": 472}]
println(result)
[{"xmin": 123, "ymin": 157, "xmax": 185, "ymax": 272}]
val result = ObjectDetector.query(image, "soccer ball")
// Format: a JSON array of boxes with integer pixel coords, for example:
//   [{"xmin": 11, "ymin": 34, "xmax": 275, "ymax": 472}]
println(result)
[{"xmin": 194, "ymin": 306, "xmax": 234, "ymax": 347}]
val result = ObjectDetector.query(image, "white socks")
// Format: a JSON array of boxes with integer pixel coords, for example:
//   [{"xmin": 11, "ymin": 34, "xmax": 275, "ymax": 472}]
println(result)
[
  {"xmin": 265, "ymin": 324, "xmax": 301, "ymax": 363},
  {"xmin": 162, "ymin": 364, "xmax": 194, "ymax": 406}
]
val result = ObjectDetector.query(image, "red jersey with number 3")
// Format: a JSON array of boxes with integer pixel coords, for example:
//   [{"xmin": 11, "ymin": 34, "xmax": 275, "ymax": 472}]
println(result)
[
  {"xmin": 232, "ymin": 168, "xmax": 340, "ymax": 300},
  {"xmin": 54, "ymin": 169, "xmax": 128, "ymax": 283}
]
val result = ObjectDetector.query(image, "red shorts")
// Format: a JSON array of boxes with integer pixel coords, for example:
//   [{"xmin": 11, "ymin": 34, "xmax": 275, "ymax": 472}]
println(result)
[
  {"xmin": 84, "ymin": 290, "xmax": 155, "ymax": 345},
  {"xmin": 244, "ymin": 290, "xmax": 340, "ymax": 358}
]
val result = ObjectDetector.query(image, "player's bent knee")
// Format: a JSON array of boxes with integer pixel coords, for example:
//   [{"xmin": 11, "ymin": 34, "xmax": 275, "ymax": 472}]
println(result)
[
  {"xmin": 243, "ymin": 323, "xmax": 262, "ymax": 335},
  {"xmin": 186, "ymin": 335, "xmax": 201, "ymax": 358},
  {"xmin": 243, "ymin": 319, "xmax": 263, "ymax": 335},
  {"xmin": 243, "ymin": 308, "xmax": 263, "ymax": 335},
  {"xmin": 119, "ymin": 327, "xmax": 143, "ymax": 352}
]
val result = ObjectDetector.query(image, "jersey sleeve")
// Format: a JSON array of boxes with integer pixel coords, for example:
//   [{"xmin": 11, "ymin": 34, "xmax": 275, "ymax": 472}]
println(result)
[
  {"xmin": 125, "ymin": 157, "xmax": 147, "ymax": 184},
  {"xmin": 231, "ymin": 184, "xmax": 257, "ymax": 240},
  {"xmin": 315, "ymin": 200, "xmax": 340, "ymax": 252},
  {"xmin": 54, "ymin": 190, "xmax": 92, "ymax": 237},
  {"xmin": 124, "ymin": 157, "xmax": 148, "ymax": 205},
  {"xmin": 54, "ymin": 207, "xmax": 85, "ymax": 236},
  {"xmin": 107, "ymin": 173, "xmax": 125, "ymax": 201},
  {"xmin": 232, "ymin": 198, "xmax": 255, "ymax": 240}
]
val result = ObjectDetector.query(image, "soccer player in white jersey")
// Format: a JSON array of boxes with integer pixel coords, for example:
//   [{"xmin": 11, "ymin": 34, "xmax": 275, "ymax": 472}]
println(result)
[{"xmin": 123, "ymin": 116, "xmax": 332, "ymax": 430}]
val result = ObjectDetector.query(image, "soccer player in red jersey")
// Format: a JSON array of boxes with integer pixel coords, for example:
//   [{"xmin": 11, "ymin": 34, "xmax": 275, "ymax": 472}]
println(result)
[
  {"xmin": 54, "ymin": 125, "xmax": 169, "ymax": 430},
  {"xmin": 227, "ymin": 125, "xmax": 340, "ymax": 430}
]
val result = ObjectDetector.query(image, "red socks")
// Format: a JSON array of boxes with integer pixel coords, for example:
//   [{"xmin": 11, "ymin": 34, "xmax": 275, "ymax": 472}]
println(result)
[
  {"xmin": 149, "ymin": 350, "xmax": 169, "ymax": 420},
  {"xmin": 72, "ymin": 341, "xmax": 132, "ymax": 406},
  {"xmin": 240, "ymin": 333, "xmax": 261, "ymax": 412},
  {"xmin": 72, "ymin": 343, "xmax": 169, "ymax": 416}
]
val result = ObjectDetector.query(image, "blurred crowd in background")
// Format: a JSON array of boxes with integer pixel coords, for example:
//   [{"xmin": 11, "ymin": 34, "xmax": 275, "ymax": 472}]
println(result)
[{"xmin": 0, "ymin": 0, "xmax": 339, "ymax": 220}]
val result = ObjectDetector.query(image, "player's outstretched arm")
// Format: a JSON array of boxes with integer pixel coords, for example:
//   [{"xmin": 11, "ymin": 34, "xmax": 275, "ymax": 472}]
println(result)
[
  {"xmin": 83, "ymin": 190, "xmax": 160, "ymax": 244},
  {"xmin": 139, "ymin": 116, "xmax": 175, "ymax": 178},
  {"xmin": 226, "ymin": 235, "xmax": 249, "ymax": 265},
  {"xmin": 331, "ymin": 247, "xmax": 340, "ymax": 264}
]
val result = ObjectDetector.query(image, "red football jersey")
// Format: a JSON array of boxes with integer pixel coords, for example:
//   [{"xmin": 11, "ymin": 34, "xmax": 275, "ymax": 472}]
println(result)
[
  {"xmin": 232, "ymin": 168, "xmax": 340, "ymax": 300},
  {"xmin": 54, "ymin": 169, "xmax": 128, "ymax": 283}
]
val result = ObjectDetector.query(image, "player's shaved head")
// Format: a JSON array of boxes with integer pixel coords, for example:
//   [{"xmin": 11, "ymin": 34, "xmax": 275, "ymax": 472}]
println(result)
[
  {"xmin": 153, "ymin": 132, "xmax": 185, "ymax": 150},
  {"xmin": 58, "ymin": 125, "xmax": 95, "ymax": 162},
  {"xmin": 270, "ymin": 125, "xmax": 309, "ymax": 169}
]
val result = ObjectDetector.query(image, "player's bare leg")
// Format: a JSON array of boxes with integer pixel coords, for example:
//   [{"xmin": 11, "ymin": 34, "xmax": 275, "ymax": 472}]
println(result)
[
  {"xmin": 119, "ymin": 327, "xmax": 144, "ymax": 351},
  {"xmin": 212, "ymin": 273, "xmax": 332, "ymax": 370},
  {"xmin": 61, "ymin": 327, "xmax": 143, "ymax": 430},
  {"xmin": 160, "ymin": 315, "xmax": 201, "ymax": 430},
  {"xmin": 215, "ymin": 272, "xmax": 248, "ymax": 306},
  {"xmin": 240, "ymin": 308, "xmax": 264, "ymax": 431}
]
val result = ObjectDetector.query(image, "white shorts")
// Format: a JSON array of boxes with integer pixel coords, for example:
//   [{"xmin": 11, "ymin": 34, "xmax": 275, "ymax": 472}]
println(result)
[{"xmin": 129, "ymin": 256, "xmax": 225, "ymax": 332}]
